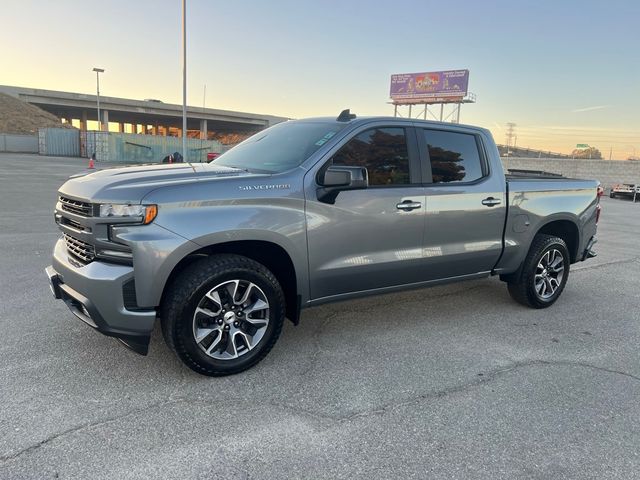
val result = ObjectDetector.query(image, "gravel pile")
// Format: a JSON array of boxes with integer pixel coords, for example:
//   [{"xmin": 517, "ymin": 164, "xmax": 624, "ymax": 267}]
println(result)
[{"xmin": 0, "ymin": 93, "xmax": 75, "ymax": 134}]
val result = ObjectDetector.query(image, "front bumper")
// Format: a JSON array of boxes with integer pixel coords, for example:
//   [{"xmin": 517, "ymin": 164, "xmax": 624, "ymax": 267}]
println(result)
[{"xmin": 46, "ymin": 238, "xmax": 156, "ymax": 355}]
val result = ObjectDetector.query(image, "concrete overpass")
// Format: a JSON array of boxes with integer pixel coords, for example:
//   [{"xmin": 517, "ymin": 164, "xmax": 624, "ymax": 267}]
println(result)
[{"xmin": 0, "ymin": 85, "xmax": 288, "ymax": 139}]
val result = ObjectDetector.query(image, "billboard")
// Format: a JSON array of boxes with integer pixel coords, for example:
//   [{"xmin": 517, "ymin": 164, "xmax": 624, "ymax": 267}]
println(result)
[{"xmin": 390, "ymin": 70, "xmax": 469, "ymax": 103}]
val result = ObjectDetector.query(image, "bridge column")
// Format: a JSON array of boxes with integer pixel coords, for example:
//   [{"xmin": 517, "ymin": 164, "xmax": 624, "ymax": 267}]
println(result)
[
  {"xmin": 200, "ymin": 119, "xmax": 208, "ymax": 140},
  {"xmin": 101, "ymin": 110, "xmax": 109, "ymax": 131},
  {"xmin": 80, "ymin": 111, "xmax": 88, "ymax": 131},
  {"xmin": 118, "ymin": 122, "xmax": 125, "ymax": 133}
]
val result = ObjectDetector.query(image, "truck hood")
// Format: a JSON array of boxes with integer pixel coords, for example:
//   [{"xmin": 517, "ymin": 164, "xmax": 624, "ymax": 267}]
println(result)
[{"xmin": 58, "ymin": 163, "xmax": 255, "ymax": 203}]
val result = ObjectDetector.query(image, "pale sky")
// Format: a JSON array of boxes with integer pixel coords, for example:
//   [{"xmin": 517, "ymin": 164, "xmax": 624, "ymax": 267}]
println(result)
[{"xmin": 1, "ymin": 0, "xmax": 639, "ymax": 158}]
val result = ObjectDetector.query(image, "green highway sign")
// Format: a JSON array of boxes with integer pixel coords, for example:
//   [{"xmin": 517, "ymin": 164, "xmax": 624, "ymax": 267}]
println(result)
[{"xmin": 576, "ymin": 144, "xmax": 589, "ymax": 148}]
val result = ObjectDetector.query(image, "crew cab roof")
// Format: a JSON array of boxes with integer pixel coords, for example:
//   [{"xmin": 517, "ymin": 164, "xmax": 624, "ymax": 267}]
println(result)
[{"xmin": 290, "ymin": 116, "xmax": 489, "ymax": 134}]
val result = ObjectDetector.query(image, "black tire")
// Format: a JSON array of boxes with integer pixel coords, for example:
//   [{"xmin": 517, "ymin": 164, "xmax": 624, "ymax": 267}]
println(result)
[
  {"xmin": 609, "ymin": 191, "xmax": 615, "ymax": 198},
  {"xmin": 160, "ymin": 254, "xmax": 285, "ymax": 376},
  {"xmin": 507, "ymin": 234, "xmax": 570, "ymax": 309}
]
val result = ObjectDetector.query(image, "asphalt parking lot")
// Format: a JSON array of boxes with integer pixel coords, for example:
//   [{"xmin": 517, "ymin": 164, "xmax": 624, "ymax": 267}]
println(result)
[{"xmin": 1, "ymin": 153, "xmax": 639, "ymax": 480}]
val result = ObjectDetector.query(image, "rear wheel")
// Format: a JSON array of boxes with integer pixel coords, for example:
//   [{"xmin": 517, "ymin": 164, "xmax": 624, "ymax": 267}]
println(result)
[
  {"xmin": 507, "ymin": 234, "xmax": 570, "ymax": 308},
  {"xmin": 161, "ymin": 254, "xmax": 285, "ymax": 376}
]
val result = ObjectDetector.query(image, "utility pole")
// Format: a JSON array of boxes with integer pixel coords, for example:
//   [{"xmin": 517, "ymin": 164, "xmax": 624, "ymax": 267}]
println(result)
[
  {"xmin": 92, "ymin": 68, "xmax": 105, "ymax": 131},
  {"xmin": 181, "ymin": 0, "xmax": 187, "ymax": 162},
  {"xmin": 505, "ymin": 122, "xmax": 516, "ymax": 156},
  {"xmin": 201, "ymin": 84, "xmax": 206, "ymax": 162}
]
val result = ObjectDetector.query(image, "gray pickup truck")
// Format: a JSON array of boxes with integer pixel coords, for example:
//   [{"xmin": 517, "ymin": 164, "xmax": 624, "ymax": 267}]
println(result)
[{"xmin": 46, "ymin": 111, "xmax": 601, "ymax": 376}]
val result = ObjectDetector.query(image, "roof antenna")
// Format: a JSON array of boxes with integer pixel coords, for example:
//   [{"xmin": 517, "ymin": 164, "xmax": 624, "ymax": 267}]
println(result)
[{"xmin": 337, "ymin": 109, "xmax": 356, "ymax": 122}]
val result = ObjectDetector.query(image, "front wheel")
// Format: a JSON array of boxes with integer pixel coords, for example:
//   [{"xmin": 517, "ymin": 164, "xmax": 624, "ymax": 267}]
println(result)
[
  {"xmin": 507, "ymin": 234, "xmax": 570, "ymax": 308},
  {"xmin": 161, "ymin": 254, "xmax": 285, "ymax": 376}
]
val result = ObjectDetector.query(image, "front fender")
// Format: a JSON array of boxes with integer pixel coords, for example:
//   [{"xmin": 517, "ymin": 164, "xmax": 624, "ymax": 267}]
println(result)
[
  {"xmin": 110, "ymin": 223, "xmax": 200, "ymax": 308},
  {"xmin": 145, "ymin": 198, "xmax": 309, "ymax": 306}
]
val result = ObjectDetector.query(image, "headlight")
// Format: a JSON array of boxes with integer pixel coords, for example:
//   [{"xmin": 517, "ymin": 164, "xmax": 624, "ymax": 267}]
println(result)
[{"xmin": 99, "ymin": 204, "xmax": 157, "ymax": 224}]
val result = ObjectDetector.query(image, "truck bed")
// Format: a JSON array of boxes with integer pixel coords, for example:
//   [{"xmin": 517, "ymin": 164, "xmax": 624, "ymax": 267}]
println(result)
[
  {"xmin": 496, "ymin": 174, "xmax": 599, "ymax": 274},
  {"xmin": 505, "ymin": 168, "xmax": 565, "ymax": 180}
]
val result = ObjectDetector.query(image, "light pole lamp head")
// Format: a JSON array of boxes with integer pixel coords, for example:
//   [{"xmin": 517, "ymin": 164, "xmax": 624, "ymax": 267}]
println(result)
[{"xmin": 92, "ymin": 68, "xmax": 105, "ymax": 73}]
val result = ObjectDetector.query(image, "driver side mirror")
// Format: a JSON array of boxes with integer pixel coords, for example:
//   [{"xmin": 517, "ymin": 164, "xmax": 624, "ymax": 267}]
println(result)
[{"xmin": 317, "ymin": 165, "xmax": 368, "ymax": 204}]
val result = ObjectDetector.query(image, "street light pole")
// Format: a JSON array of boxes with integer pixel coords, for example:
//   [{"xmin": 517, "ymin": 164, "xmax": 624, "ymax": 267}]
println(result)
[
  {"xmin": 92, "ymin": 68, "xmax": 105, "ymax": 131},
  {"xmin": 181, "ymin": 0, "xmax": 187, "ymax": 161}
]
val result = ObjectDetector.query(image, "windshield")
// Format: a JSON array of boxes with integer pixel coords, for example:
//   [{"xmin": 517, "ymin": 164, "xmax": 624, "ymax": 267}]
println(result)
[{"xmin": 212, "ymin": 121, "xmax": 346, "ymax": 174}]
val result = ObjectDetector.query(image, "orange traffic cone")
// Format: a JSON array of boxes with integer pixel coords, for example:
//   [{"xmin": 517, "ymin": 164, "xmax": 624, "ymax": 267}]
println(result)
[{"xmin": 88, "ymin": 154, "xmax": 95, "ymax": 169}]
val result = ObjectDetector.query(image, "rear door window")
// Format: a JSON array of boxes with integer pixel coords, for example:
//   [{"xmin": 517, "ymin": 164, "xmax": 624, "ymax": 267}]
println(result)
[{"xmin": 422, "ymin": 130, "xmax": 484, "ymax": 183}]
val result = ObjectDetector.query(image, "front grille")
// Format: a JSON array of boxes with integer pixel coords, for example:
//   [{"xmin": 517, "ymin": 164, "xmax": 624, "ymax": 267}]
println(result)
[
  {"xmin": 59, "ymin": 196, "xmax": 93, "ymax": 217},
  {"xmin": 63, "ymin": 233, "xmax": 96, "ymax": 264}
]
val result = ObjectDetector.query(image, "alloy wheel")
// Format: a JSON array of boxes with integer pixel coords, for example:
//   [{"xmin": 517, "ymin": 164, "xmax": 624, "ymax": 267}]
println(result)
[
  {"xmin": 534, "ymin": 249, "xmax": 565, "ymax": 300},
  {"xmin": 192, "ymin": 280, "xmax": 270, "ymax": 360}
]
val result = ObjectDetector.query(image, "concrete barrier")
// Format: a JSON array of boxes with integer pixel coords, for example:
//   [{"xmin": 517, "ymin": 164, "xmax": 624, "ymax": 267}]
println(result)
[{"xmin": 501, "ymin": 157, "xmax": 640, "ymax": 188}]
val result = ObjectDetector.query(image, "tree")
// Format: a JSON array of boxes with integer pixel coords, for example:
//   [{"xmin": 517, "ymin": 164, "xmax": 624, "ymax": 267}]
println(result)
[{"xmin": 571, "ymin": 147, "xmax": 602, "ymax": 159}]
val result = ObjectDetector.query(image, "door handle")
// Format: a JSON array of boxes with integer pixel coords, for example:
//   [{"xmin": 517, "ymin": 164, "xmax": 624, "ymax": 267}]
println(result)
[
  {"xmin": 396, "ymin": 200, "xmax": 422, "ymax": 211},
  {"xmin": 481, "ymin": 197, "xmax": 501, "ymax": 207}
]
